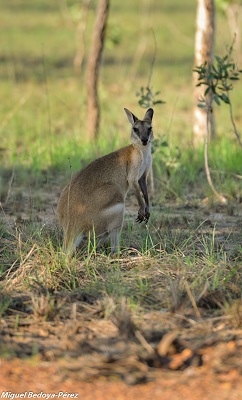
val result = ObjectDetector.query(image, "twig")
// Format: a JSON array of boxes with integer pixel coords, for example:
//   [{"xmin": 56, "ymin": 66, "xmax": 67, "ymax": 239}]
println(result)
[
  {"xmin": 204, "ymin": 102, "xmax": 227, "ymax": 204},
  {"xmin": 184, "ymin": 281, "xmax": 201, "ymax": 320},
  {"xmin": 5, "ymin": 243, "xmax": 37, "ymax": 286},
  {"xmin": 210, "ymin": 169, "xmax": 242, "ymax": 179},
  {"xmin": 229, "ymin": 100, "xmax": 242, "ymax": 147},
  {"xmin": 173, "ymin": 313, "xmax": 198, "ymax": 326},
  {"xmin": 196, "ymin": 282, "xmax": 209, "ymax": 304},
  {"xmin": 20, "ymin": 243, "xmax": 37, "ymax": 269},
  {"xmin": 135, "ymin": 330, "xmax": 155, "ymax": 355},
  {"xmin": 157, "ymin": 330, "xmax": 178, "ymax": 356},
  {"xmin": 222, "ymin": 39, "xmax": 242, "ymax": 147}
]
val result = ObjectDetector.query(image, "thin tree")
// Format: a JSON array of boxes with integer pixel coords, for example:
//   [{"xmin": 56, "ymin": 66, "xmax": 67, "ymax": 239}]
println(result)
[
  {"xmin": 216, "ymin": 0, "xmax": 242, "ymax": 62},
  {"xmin": 194, "ymin": 41, "xmax": 242, "ymax": 204},
  {"xmin": 86, "ymin": 0, "xmax": 109, "ymax": 139},
  {"xmin": 193, "ymin": 0, "xmax": 216, "ymax": 146}
]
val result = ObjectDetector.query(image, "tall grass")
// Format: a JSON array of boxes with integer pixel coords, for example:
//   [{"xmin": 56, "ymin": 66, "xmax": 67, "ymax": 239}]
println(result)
[{"xmin": 1, "ymin": 214, "xmax": 241, "ymax": 312}]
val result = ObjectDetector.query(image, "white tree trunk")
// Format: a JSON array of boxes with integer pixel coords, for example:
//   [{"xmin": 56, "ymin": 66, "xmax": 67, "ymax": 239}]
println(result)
[{"xmin": 193, "ymin": 0, "xmax": 216, "ymax": 147}]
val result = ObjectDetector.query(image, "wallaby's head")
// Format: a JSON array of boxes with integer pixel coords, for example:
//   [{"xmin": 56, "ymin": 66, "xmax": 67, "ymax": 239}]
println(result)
[{"xmin": 124, "ymin": 108, "xmax": 154, "ymax": 146}]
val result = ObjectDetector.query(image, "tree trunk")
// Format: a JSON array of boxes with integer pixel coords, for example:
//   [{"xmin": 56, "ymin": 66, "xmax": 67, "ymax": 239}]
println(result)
[
  {"xmin": 86, "ymin": 0, "xmax": 109, "ymax": 140},
  {"xmin": 193, "ymin": 0, "xmax": 216, "ymax": 147}
]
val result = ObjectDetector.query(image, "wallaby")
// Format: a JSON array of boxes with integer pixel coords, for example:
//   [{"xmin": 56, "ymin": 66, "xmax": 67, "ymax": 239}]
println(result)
[{"xmin": 57, "ymin": 107, "xmax": 154, "ymax": 254}]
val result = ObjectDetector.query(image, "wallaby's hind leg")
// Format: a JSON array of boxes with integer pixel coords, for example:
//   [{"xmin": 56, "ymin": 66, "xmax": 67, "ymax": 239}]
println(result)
[
  {"xmin": 109, "ymin": 206, "xmax": 124, "ymax": 253},
  {"xmin": 96, "ymin": 228, "xmax": 121, "ymax": 253},
  {"xmin": 96, "ymin": 231, "xmax": 109, "ymax": 250},
  {"xmin": 110, "ymin": 228, "xmax": 121, "ymax": 253},
  {"xmin": 101, "ymin": 203, "xmax": 124, "ymax": 253},
  {"xmin": 73, "ymin": 234, "xmax": 84, "ymax": 252}
]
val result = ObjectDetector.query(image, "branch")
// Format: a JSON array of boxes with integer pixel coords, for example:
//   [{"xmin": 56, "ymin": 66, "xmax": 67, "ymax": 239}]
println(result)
[
  {"xmin": 228, "ymin": 100, "xmax": 242, "ymax": 147},
  {"xmin": 204, "ymin": 101, "xmax": 227, "ymax": 205}
]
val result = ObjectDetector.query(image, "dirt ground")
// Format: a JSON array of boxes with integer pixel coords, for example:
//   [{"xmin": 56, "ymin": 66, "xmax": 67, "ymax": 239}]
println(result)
[
  {"xmin": 0, "ymin": 355, "xmax": 242, "ymax": 400},
  {"xmin": 1, "ymin": 312, "xmax": 242, "ymax": 400}
]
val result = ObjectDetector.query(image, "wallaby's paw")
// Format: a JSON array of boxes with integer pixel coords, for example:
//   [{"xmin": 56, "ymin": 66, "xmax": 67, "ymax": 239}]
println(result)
[
  {"xmin": 110, "ymin": 251, "xmax": 119, "ymax": 259},
  {"xmin": 136, "ymin": 212, "xmax": 149, "ymax": 224},
  {"xmin": 136, "ymin": 213, "xmax": 144, "ymax": 223},
  {"xmin": 145, "ymin": 211, "xmax": 150, "ymax": 222}
]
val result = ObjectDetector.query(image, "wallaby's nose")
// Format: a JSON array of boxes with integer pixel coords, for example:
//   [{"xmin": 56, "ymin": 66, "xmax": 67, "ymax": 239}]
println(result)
[{"xmin": 142, "ymin": 138, "xmax": 148, "ymax": 146}]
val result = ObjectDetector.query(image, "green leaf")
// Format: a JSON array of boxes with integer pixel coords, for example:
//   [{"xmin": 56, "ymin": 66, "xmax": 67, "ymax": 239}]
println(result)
[
  {"xmin": 154, "ymin": 100, "xmax": 166, "ymax": 105},
  {"xmin": 214, "ymin": 93, "xmax": 221, "ymax": 106},
  {"xmin": 220, "ymin": 93, "xmax": 230, "ymax": 104},
  {"xmin": 196, "ymin": 82, "xmax": 208, "ymax": 87},
  {"xmin": 209, "ymin": 72, "xmax": 218, "ymax": 79},
  {"xmin": 204, "ymin": 86, "xmax": 211, "ymax": 96}
]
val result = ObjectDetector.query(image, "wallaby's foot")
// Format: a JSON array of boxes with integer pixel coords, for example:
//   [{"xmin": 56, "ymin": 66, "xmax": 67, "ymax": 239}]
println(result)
[{"xmin": 110, "ymin": 251, "xmax": 119, "ymax": 259}]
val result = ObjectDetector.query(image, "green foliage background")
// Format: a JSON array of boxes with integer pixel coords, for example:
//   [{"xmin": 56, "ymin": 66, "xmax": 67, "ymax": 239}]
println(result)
[{"xmin": 0, "ymin": 0, "xmax": 241, "ymax": 199}]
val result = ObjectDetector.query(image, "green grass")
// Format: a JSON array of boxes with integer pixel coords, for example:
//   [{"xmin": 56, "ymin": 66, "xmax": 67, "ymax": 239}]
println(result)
[
  {"xmin": 0, "ymin": 201, "xmax": 241, "ymax": 365},
  {"xmin": 1, "ymin": 215, "xmax": 241, "ymax": 309}
]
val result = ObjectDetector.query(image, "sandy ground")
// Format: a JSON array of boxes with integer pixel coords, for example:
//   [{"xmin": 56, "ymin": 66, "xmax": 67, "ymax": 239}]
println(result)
[{"xmin": 0, "ymin": 354, "xmax": 241, "ymax": 400}]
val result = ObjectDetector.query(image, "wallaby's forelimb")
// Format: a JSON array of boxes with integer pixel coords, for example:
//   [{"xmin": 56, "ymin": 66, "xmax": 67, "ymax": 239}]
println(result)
[
  {"xmin": 138, "ymin": 173, "xmax": 150, "ymax": 223},
  {"xmin": 132, "ymin": 180, "xmax": 146, "ymax": 223}
]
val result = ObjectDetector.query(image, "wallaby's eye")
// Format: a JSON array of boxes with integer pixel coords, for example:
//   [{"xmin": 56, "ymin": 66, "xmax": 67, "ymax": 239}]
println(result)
[
  {"xmin": 148, "ymin": 127, "xmax": 152, "ymax": 133},
  {"xmin": 133, "ymin": 127, "xmax": 139, "ymax": 134}
]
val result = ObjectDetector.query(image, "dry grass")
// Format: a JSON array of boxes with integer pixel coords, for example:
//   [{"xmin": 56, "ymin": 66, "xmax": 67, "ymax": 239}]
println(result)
[{"xmin": 0, "ymin": 196, "xmax": 241, "ymax": 382}]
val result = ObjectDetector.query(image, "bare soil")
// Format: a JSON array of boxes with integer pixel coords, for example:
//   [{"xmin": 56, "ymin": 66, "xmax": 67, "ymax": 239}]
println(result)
[
  {"xmin": 1, "ymin": 279, "xmax": 241, "ymax": 399},
  {"xmin": 0, "ymin": 340, "xmax": 242, "ymax": 399}
]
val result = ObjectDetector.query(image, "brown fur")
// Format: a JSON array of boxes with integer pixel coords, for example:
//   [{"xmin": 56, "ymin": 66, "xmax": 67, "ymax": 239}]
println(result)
[{"xmin": 57, "ymin": 108, "xmax": 154, "ymax": 253}]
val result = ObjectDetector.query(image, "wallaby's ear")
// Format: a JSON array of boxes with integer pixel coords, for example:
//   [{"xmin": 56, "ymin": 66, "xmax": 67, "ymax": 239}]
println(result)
[
  {"xmin": 124, "ymin": 108, "xmax": 138, "ymax": 125},
  {"xmin": 144, "ymin": 108, "xmax": 154, "ymax": 122}
]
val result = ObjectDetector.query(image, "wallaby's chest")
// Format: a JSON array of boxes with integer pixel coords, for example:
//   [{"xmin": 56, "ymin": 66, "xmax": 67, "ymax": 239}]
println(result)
[{"xmin": 138, "ymin": 149, "xmax": 152, "ymax": 179}]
